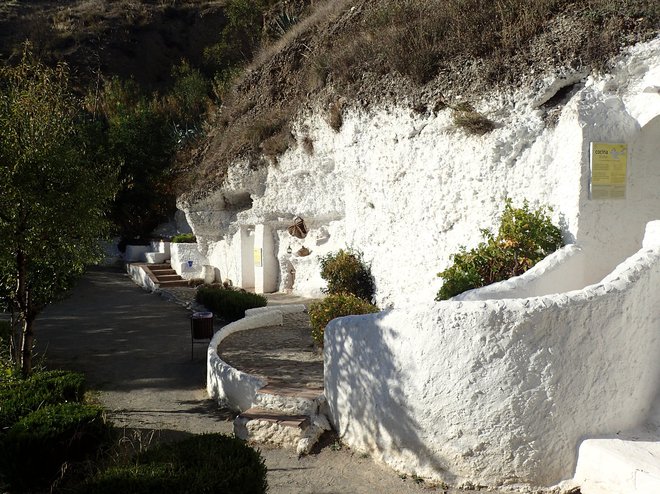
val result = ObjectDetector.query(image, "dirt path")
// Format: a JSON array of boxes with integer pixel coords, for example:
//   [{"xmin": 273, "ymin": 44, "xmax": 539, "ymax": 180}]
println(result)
[{"xmin": 36, "ymin": 267, "xmax": 505, "ymax": 493}]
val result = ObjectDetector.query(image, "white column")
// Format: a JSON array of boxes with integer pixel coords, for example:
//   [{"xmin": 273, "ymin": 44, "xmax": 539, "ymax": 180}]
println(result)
[{"xmin": 254, "ymin": 224, "xmax": 278, "ymax": 293}]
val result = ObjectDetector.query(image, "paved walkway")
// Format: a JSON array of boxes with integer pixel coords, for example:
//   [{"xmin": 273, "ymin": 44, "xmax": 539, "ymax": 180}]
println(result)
[
  {"xmin": 219, "ymin": 312, "xmax": 324, "ymax": 390},
  {"xmin": 36, "ymin": 266, "xmax": 505, "ymax": 494}
]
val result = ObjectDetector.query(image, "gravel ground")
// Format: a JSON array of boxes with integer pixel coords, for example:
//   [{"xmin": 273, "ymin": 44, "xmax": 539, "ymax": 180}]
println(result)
[{"xmin": 36, "ymin": 266, "xmax": 509, "ymax": 494}]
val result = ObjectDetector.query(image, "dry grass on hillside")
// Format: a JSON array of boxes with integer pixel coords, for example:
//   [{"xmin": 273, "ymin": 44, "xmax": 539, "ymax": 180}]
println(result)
[{"xmin": 181, "ymin": 0, "xmax": 659, "ymax": 199}]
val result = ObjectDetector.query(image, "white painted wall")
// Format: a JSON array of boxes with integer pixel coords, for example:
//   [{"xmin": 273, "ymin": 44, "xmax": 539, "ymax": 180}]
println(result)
[
  {"xmin": 325, "ymin": 221, "xmax": 660, "ymax": 488},
  {"xmin": 181, "ymin": 39, "xmax": 660, "ymax": 308},
  {"xmin": 124, "ymin": 245, "xmax": 150, "ymax": 262},
  {"xmin": 170, "ymin": 243, "xmax": 209, "ymax": 280}
]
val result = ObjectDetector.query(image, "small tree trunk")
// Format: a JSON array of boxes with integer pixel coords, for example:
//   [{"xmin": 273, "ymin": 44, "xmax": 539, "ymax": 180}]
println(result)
[
  {"xmin": 15, "ymin": 250, "xmax": 33, "ymax": 376},
  {"xmin": 20, "ymin": 316, "xmax": 34, "ymax": 376}
]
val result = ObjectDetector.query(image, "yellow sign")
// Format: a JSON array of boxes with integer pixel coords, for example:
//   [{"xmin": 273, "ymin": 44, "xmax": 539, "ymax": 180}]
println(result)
[
  {"xmin": 590, "ymin": 142, "xmax": 627, "ymax": 199},
  {"xmin": 253, "ymin": 248, "xmax": 263, "ymax": 267}
]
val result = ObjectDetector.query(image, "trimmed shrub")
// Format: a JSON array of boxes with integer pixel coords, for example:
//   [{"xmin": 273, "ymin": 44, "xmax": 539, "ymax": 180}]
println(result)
[
  {"xmin": 0, "ymin": 402, "xmax": 109, "ymax": 492},
  {"xmin": 76, "ymin": 433, "xmax": 267, "ymax": 494},
  {"xmin": 320, "ymin": 249, "xmax": 375, "ymax": 302},
  {"xmin": 309, "ymin": 293, "xmax": 379, "ymax": 347},
  {"xmin": 0, "ymin": 369, "xmax": 86, "ymax": 431},
  {"xmin": 436, "ymin": 200, "xmax": 564, "ymax": 300},
  {"xmin": 170, "ymin": 233, "xmax": 196, "ymax": 243},
  {"xmin": 196, "ymin": 286, "xmax": 267, "ymax": 321}
]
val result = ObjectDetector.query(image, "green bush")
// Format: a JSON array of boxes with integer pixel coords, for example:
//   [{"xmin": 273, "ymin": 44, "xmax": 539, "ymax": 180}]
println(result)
[
  {"xmin": 196, "ymin": 286, "xmax": 267, "ymax": 321},
  {"xmin": 436, "ymin": 200, "xmax": 564, "ymax": 300},
  {"xmin": 320, "ymin": 249, "xmax": 375, "ymax": 302},
  {"xmin": 0, "ymin": 369, "xmax": 86, "ymax": 431},
  {"xmin": 170, "ymin": 233, "xmax": 197, "ymax": 243},
  {"xmin": 0, "ymin": 402, "xmax": 109, "ymax": 492},
  {"xmin": 76, "ymin": 433, "xmax": 267, "ymax": 494},
  {"xmin": 309, "ymin": 293, "xmax": 379, "ymax": 347}
]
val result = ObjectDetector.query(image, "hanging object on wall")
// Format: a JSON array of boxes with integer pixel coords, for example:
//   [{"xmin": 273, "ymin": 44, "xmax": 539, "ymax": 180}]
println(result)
[
  {"xmin": 296, "ymin": 246, "xmax": 311, "ymax": 257},
  {"xmin": 288, "ymin": 216, "xmax": 308, "ymax": 239}
]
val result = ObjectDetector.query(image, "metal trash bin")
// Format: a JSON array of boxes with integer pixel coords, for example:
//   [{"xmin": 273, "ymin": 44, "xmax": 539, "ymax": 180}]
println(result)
[{"xmin": 190, "ymin": 311, "xmax": 214, "ymax": 359}]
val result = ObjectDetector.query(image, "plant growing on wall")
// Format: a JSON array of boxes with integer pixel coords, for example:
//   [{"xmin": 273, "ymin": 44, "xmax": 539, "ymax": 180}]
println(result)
[
  {"xmin": 320, "ymin": 249, "xmax": 375, "ymax": 302},
  {"xmin": 435, "ymin": 199, "xmax": 564, "ymax": 300},
  {"xmin": 0, "ymin": 48, "xmax": 118, "ymax": 375}
]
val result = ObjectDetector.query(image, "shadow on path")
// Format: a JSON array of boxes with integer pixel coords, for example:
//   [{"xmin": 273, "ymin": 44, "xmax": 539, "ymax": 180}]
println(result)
[{"xmin": 36, "ymin": 266, "xmax": 233, "ymax": 434}]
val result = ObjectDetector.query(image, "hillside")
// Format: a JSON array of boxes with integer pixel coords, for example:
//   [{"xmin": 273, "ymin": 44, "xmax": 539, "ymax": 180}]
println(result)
[
  {"xmin": 0, "ymin": 0, "xmax": 229, "ymax": 89},
  {"xmin": 183, "ymin": 0, "xmax": 659, "ymax": 198}
]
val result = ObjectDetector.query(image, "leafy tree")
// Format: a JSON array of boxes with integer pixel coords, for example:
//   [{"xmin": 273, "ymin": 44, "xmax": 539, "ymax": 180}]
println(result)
[
  {"xmin": 167, "ymin": 60, "xmax": 210, "ymax": 137},
  {"xmin": 0, "ymin": 48, "xmax": 118, "ymax": 375},
  {"xmin": 92, "ymin": 78, "xmax": 176, "ymax": 241}
]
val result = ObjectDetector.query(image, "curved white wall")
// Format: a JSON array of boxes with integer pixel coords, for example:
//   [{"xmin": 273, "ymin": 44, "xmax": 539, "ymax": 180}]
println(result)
[
  {"xmin": 207, "ymin": 311, "xmax": 281, "ymax": 410},
  {"xmin": 325, "ymin": 221, "xmax": 660, "ymax": 488}
]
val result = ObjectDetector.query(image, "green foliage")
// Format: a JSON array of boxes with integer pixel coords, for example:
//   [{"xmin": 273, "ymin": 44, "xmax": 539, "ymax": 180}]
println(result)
[
  {"xmin": 167, "ymin": 61, "xmax": 210, "ymax": 145},
  {"xmin": 196, "ymin": 286, "xmax": 267, "ymax": 321},
  {"xmin": 309, "ymin": 293, "xmax": 379, "ymax": 347},
  {"xmin": 436, "ymin": 200, "xmax": 564, "ymax": 300},
  {"xmin": 0, "ymin": 402, "xmax": 109, "ymax": 492},
  {"xmin": 320, "ymin": 249, "xmax": 375, "ymax": 302},
  {"xmin": 93, "ymin": 77, "xmax": 177, "ymax": 241},
  {"xmin": 202, "ymin": 0, "xmax": 263, "ymax": 73},
  {"xmin": 0, "ymin": 369, "xmax": 86, "ymax": 431},
  {"xmin": 75, "ymin": 433, "xmax": 268, "ymax": 494},
  {"xmin": 170, "ymin": 233, "xmax": 197, "ymax": 243},
  {"xmin": 0, "ymin": 47, "xmax": 119, "ymax": 374}
]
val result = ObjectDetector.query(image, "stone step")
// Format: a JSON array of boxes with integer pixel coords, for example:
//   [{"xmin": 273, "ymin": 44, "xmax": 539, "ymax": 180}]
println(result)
[
  {"xmin": 156, "ymin": 274, "xmax": 184, "ymax": 282},
  {"xmin": 234, "ymin": 407, "xmax": 329, "ymax": 455},
  {"xmin": 147, "ymin": 263, "xmax": 170, "ymax": 269},
  {"xmin": 150, "ymin": 268, "xmax": 176, "ymax": 275},
  {"xmin": 157, "ymin": 280, "xmax": 189, "ymax": 288},
  {"xmin": 574, "ymin": 438, "xmax": 660, "ymax": 493},
  {"xmin": 254, "ymin": 384, "xmax": 325, "ymax": 416}
]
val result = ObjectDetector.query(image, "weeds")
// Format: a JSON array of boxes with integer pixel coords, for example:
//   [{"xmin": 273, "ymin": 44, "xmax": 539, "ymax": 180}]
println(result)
[
  {"xmin": 184, "ymin": 0, "xmax": 659, "ymax": 193},
  {"xmin": 327, "ymin": 100, "xmax": 344, "ymax": 132},
  {"xmin": 452, "ymin": 109, "xmax": 496, "ymax": 136}
]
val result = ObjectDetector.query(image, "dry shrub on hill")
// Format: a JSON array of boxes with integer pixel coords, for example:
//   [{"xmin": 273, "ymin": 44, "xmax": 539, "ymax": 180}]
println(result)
[{"xmin": 183, "ymin": 0, "xmax": 659, "ymax": 197}]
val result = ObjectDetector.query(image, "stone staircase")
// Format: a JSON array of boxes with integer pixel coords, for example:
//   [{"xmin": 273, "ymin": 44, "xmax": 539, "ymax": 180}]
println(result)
[
  {"xmin": 234, "ymin": 383, "xmax": 330, "ymax": 455},
  {"xmin": 145, "ymin": 263, "xmax": 189, "ymax": 288}
]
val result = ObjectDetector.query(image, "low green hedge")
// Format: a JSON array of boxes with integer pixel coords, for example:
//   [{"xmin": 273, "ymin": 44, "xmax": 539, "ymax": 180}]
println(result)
[
  {"xmin": 196, "ymin": 286, "xmax": 267, "ymax": 321},
  {"xmin": 0, "ymin": 370, "xmax": 86, "ymax": 432},
  {"xmin": 309, "ymin": 293, "xmax": 379, "ymax": 347},
  {"xmin": 0, "ymin": 402, "xmax": 110, "ymax": 492},
  {"xmin": 76, "ymin": 434, "xmax": 267, "ymax": 494}
]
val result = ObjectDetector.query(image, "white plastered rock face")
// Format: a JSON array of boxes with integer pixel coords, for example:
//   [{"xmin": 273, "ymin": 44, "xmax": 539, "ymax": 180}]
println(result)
[{"xmin": 182, "ymin": 38, "xmax": 660, "ymax": 308}]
